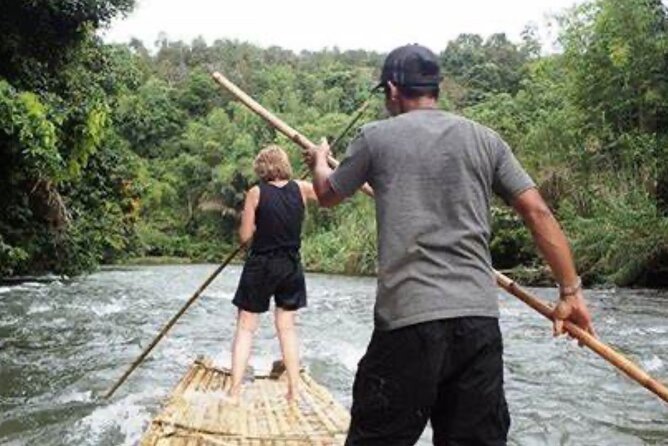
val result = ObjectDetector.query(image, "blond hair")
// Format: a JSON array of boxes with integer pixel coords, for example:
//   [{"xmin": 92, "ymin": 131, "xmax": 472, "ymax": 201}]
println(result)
[{"xmin": 253, "ymin": 145, "xmax": 293, "ymax": 182}]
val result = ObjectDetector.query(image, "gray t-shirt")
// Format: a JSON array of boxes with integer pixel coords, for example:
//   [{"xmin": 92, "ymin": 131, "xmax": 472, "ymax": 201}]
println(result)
[{"xmin": 329, "ymin": 109, "xmax": 535, "ymax": 330}]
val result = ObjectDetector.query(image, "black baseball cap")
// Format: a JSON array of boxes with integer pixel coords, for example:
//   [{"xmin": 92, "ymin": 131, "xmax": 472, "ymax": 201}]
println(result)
[{"xmin": 374, "ymin": 44, "xmax": 441, "ymax": 91}]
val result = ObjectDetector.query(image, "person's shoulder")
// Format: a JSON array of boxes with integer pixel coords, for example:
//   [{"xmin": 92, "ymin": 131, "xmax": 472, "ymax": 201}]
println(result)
[
  {"xmin": 294, "ymin": 179, "xmax": 312, "ymax": 190},
  {"xmin": 245, "ymin": 184, "xmax": 261, "ymax": 206},
  {"xmin": 357, "ymin": 117, "xmax": 401, "ymax": 144},
  {"xmin": 363, "ymin": 114, "xmax": 411, "ymax": 132},
  {"xmin": 293, "ymin": 180, "xmax": 316, "ymax": 202},
  {"xmin": 442, "ymin": 111, "xmax": 486, "ymax": 131},
  {"xmin": 339, "ymin": 120, "xmax": 382, "ymax": 150},
  {"xmin": 445, "ymin": 112, "xmax": 505, "ymax": 144},
  {"xmin": 358, "ymin": 110, "xmax": 499, "ymax": 140},
  {"xmin": 248, "ymin": 184, "xmax": 260, "ymax": 196},
  {"xmin": 358, "ymin": 119, "xmax": 384, "ymax": 136}
]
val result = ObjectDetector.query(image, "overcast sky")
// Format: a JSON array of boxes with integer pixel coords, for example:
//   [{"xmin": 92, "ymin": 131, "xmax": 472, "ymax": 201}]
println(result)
[{"xmin": 102, "ymin": 0, "xmax": 582, "ymax": 53}]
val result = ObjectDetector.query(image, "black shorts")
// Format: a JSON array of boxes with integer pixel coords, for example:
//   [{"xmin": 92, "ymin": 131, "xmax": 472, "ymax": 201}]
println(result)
[
  {"xmin": 232, "ymin": 250, "xmax": 306, "ymax": 313},
  {"xmin": 346, "ymin": 317, "xmax": 510, "ymax": 446}
]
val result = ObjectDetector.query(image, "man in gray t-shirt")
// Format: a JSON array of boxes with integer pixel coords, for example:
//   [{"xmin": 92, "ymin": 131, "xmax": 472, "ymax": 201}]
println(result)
[
  {"xmin": 330, "ymin": 109, "xmax": 535, "ymax": 331},
  {"xmin": 307, "ymin": 44, "xmax": 595, "ymax": 446}
]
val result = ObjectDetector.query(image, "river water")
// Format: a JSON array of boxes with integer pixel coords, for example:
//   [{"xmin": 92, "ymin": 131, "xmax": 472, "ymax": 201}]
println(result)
[{"xmin": 0, "ymin": 265, "xmax": 666, "ymax": 445}]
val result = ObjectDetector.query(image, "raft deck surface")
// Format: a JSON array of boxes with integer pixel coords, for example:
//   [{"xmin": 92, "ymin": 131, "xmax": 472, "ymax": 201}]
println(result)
[{"xmin": 140, "ymin": 357, "xmax": 350, "ymax": 445}]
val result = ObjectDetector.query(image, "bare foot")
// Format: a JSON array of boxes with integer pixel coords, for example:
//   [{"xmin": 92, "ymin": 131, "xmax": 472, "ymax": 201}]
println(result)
[
  {"xmin": 226, "ymin": 387, "xmax": 241, "ymax": 406},
  {"xmin": 286, "ymin": 383, "xmax": 299, "ymax": 404}
]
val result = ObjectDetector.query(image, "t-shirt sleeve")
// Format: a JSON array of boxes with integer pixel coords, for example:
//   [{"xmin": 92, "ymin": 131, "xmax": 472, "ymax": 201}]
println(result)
[
  {"xmin": 491, "ymin": 136, "xmax": 535, "ymax": 203},
  {"xmin": 328, "ymin": 131, "xmax": 372, "ymax": 198}
]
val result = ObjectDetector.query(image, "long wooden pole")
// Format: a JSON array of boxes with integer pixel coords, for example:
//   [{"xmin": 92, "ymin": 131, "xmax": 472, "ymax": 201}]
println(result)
[
  {"xmin": 329, "ymin": 100, "xmax": 371, "ymax": 154},
  {"xmin": 212, "ymin": 71, "xmax": 668, "ymax": 405},
  {"xmin": 495, "ymin": 271, "xmax": 668, "ymax": 403},
  {"xmin": 212, "ymin": 72, "xmax": 373, "ymax": 197},
  {"xmin": 104, "ymin": 243, "xmax": 245, "ymax": 399}
]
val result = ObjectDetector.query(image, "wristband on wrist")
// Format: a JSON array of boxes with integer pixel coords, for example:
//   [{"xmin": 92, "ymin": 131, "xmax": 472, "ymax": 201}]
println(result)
[{"xmin": 558, "ymin": 276, "xmax": 582, "ymax": 298}]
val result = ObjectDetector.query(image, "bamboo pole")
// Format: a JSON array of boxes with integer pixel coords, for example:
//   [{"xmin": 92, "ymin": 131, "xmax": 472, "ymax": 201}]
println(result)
[
  {"xmin": 211, "ymin": 70, "xmax": 668, "ymax": 405},
  {"xmin": 329, "ymin": 99, "xmax": 371, "ymax": 154},
  {"xmin": 211, "ymin": 72, "xmax": 373, "ymax": 197},
  {"xmin": 104, "ymin": 243, "xmax": 246, "ymax": 399},
  {"xmin": 495, "ymin": 271, "xmax": 668, "ymax": 404}
]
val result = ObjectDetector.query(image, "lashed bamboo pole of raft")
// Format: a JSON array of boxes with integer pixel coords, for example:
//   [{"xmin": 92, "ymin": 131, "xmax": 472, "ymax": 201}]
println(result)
[
  {"xmin": 104, "ymin": 243, "xmax": 246, "ymax": 399},
  {"xmin": 212, "ymin": 71, "xmax": 668, "ymax": 405}
]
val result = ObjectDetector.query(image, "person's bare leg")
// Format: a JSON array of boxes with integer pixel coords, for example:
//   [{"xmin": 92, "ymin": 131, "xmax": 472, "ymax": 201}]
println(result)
[
  {"xmin": 229, "ymin": 310, "xmax": 259, "ymax": 403},
  {"xmin": 275, "ymin": 307, "xmax": 300, "ymax": 402}
]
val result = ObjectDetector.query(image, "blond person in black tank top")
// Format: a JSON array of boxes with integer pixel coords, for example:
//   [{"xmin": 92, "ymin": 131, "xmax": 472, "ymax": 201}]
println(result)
[{"xmin": 228, "ymin": 145, "xmax": 317, "ymax": 403}]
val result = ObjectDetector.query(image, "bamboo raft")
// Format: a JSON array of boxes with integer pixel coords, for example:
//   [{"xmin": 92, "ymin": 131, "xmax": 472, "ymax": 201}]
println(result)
[{"xmin": 140, "ymin": 357, "xmax": 350, "ymax": 445}]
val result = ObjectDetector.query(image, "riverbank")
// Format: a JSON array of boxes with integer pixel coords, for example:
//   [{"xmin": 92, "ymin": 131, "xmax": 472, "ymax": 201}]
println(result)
[
  {"xmin": 113, "ymin": 257, "xmax": 568, "ymax": 288},
  {"xmin": 0, "ymin": 256, "xmax": 649, "ymax": 290}
]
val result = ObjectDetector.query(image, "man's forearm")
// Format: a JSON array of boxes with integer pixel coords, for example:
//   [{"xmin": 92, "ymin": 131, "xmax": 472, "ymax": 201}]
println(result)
[{"xmin": 513, "ymin": 190, "xmax": 594, "ymax": 335}]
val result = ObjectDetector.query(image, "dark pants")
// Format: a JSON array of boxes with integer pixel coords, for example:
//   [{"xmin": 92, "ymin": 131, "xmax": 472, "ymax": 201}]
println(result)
[
  {"xmin": 346, "ymin": 317, "xmax": 510, "ymax": 446},
  {"xmin": 232, "ymin": 249, "xmax": 306, "ymax": 313}
]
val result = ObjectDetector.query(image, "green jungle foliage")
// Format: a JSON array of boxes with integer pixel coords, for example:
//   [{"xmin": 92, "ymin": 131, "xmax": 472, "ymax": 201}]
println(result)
[{"xmin": 0, "ymin": 0, "xmax": 666, "ymax": 286}]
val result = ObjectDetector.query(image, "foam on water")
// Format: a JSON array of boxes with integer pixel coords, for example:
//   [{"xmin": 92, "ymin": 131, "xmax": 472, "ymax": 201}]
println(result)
[
  {"xmin": 499, "ymin": 306, "xmax": 525, "ymax": 317},
  {"xmin": 65, "ymin": 298, "xmax": 128, "ymax": 318},
  {"xmin": 27, "ymin": 303, "xmax": 52, "ymax": 315},
  {"xmin": 605, "ymin": 315, "xmax": 618, "ymax": 325},
  {"xmin": 57, "ymin": 389, "xmax": 94, "ymax": 404},
  {"xmin": 211, "ymin": 350, "xmax": 231, "ymax": 368},
  {"xmin": 641, "ymin": 355, "xmax": 664, "ymax": 372},
  {"xmin": 328, "ymin": 340, "xmax": 364, "ymax": 372},
  {"xmin": 20, "ymin": 282, "xmax": 45, "ymax": 288},
  {"xmin": 0, "ymin": 315, "xmax": 21, "ymax": 326},
  {"xmin": 68, "ymin": 391, "xmax": 155, "ymax": 446},
  {"xmin": 646, "ymin": 326, "xmax": 668, "ymax": 334},
  {"xmin": 202, "ymin": 290, "xmax": 234, "ymax": 301},
  {"xmin": 90, "ymin": 302, "xmax": 126, "ymax": 317},
  {"xmin": 251, "ymin": 353, "xmax": 280, "ymax": 373}
]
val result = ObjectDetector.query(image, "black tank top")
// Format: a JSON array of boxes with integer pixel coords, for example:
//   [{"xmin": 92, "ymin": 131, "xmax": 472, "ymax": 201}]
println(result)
[{"xmin": 250, "ymin": 180, "xmax": 304, "ymax": 254}]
